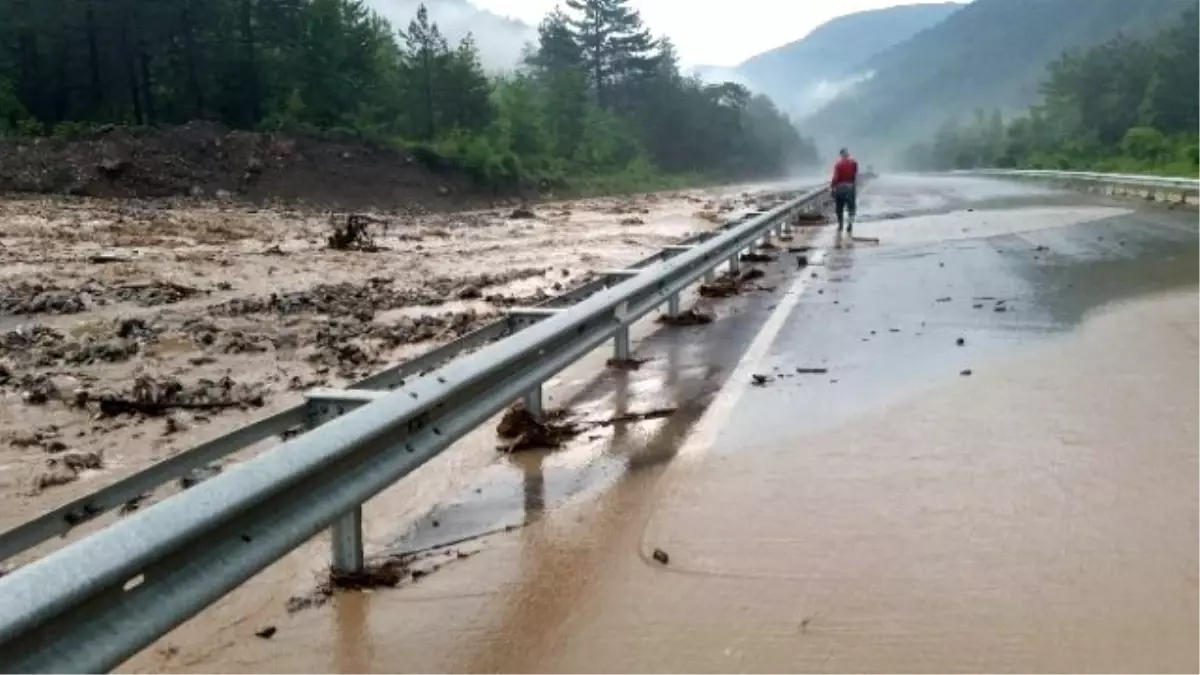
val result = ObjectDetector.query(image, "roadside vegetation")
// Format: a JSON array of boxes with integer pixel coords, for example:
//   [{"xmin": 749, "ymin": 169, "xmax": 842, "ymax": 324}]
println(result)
[
  {"xmin": 903, "ymin": 8, "xmax": 1198, "ymax": 178},
  {"xmin": 0, "ymin": 0, "xmax": 819, "ymax": 195}
]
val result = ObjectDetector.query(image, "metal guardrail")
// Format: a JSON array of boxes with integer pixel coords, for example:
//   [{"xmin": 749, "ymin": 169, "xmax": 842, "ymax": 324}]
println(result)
[
  {"xmin": 959, "ymin": 169, "xmax": 1199, "ymax": 198},
  {"xmin": 0, "ymin": 196, "xmax": 800, "ymax": 565},
  {"xmin": 0, "ymin": 185, "xmax": 828, "ymax": 673}
]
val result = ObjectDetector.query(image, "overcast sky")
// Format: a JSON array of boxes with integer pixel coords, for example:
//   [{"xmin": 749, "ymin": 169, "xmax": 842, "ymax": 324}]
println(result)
[{"xmin": 469, "ymin": 0, "xmax": 939, "ymax": 67}]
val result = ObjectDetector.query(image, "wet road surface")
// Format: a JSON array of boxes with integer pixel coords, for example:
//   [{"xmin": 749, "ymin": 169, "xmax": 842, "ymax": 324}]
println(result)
[{"xmin": 127, "ymin": 174, "xmax": 1198, "ymax": 673}]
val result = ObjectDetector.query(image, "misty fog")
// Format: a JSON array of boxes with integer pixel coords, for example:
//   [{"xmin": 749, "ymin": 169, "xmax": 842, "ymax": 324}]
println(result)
[{"xmin": 366, "ymin": 0, "xmax": 535, "ymax": 72}]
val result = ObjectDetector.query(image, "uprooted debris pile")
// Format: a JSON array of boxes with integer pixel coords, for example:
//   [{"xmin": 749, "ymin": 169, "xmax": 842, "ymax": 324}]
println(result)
[
  {"xmin": 326, "ymin": 213, "xmax": 387, "ymax": 251},
  {"xmin": 740, "ymin": 252, "xmax": 775, "ymax": 263},
  {"xmin": 288, "ymin": 545, "xmax": 482, "ymax": 613},
  {"xmin": 698, "ymin": 268, "xmax": 767, "ymax": 298},
  {"xmin": 495, "ymin": 402, "xmax": 678, "ymax": 452},
  {"xmin": 657, "ymin": 308, "xmax": 714, "ymax": 326},
  {"xmin": 606, "ymin": 357, "xmax": 649, "ymax": 370},
  {"xmin": 794, "ymin": 211, "xmax": 829, "ymax": 225},
  {"xmin": 496, "ymin": 402, "xmax": 581, "ymax": 452},
  {"xmin": 87, "ymin": 374, "xmax": 267, "ymax": 417}
]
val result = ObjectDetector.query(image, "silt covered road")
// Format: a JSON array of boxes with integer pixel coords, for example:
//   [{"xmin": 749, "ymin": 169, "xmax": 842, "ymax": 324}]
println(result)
[{"xmin": 128, "ymin": 174, "xmax": 1199, "ymax": 674}]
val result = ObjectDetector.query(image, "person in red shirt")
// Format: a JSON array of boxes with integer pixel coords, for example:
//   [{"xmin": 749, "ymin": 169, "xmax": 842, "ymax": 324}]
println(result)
[{"xmin": 830, "ymin": 148, "xmax": 859, "ymax": 234}]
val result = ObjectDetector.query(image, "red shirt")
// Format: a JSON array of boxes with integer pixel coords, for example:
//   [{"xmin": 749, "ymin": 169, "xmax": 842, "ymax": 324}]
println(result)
[{"xmin": 831, "ymin": 157, "xmax": 858, "ymax": 187}]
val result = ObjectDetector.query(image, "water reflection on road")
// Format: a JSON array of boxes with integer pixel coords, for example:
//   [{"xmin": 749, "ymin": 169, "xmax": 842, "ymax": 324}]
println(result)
[{"xmin": 126, "ymin": 175, "xmax": 1198, "ymax": 674}]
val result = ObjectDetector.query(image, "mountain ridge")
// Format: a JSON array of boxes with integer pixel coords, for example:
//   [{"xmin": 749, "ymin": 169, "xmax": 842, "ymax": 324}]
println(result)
[
  {"xmin": 692, "ymin": 3, "xmax": 963, "ymax": 118},
  {"xmin": 804, "ymin": 0, "xmax": 1195, "ymax": 160}
]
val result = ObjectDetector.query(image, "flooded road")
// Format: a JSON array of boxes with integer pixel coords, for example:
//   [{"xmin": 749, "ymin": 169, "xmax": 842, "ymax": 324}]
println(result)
[{"xmin": 123, "ymin": 174, "xmax": 1197, "ymax": 673}]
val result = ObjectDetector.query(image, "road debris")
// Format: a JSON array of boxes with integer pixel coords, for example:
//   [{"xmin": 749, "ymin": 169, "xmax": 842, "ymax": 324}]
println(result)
[
  {"xmin": 588, "ymin": 408, "xmax": 676, "ymax": 428},
  {"xmin": 740, "ymin": 252, "xmax": 775, "ymax": 263},
  {"xmin": 496, "ymin": 402, "xmax": 581, "ymax": 452},
  {"xmin": 699, "ymin": 268, "xmax": 768, "ymax": 298},
  {"xmin": 652, "ymin": 548, "xmax": 670, "ymax": 565},
  {"xmin": 329, "ymin": 555, "xmax": 411, "ymax": 590},
  {"xmin": 254, "ymin": 626, "xmax": 277, "ymax": 640},
  {"xmin": 794, "ymin": 212, "xmax": 828, "ymax": 226},
  {"xmin": 795, "ymin": 367, "xmax": 829, "ymax": 375},
  {"xmin": 496, "ymin": 403, "xmax": 677, "ymax": 452},
  {"xmin": 657, "ymin": 308, "xmax": 714, "ymax": 326}
]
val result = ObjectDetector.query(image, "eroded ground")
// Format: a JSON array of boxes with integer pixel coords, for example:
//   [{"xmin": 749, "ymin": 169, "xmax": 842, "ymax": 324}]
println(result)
[{"xmin": 0, "ymin": 184, "xmax": 799, "ymax": 561}]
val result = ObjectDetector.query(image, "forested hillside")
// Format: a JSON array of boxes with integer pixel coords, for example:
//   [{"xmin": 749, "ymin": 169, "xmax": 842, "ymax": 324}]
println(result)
[
  {"xmin": 728, "ymin": 3, "xmax": 960, "ymax": 118},
  {"xmin": 903, "ymin": 7, "xmax": 1198, "ymax": 177},
  {"xmin": 805, "ymin": 0, "xmax": 1193, "ymax": 160},
  {"xmin": 0, "ymin": 0, "xmax": 817, "ymax": 197}
]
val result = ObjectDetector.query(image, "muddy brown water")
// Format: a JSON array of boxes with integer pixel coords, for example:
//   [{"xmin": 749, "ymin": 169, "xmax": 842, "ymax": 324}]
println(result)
[
  {"xmin": 0, "ymin": 182, "xmax": 792, "ymax": 566},
  {"xmin": 118, "ymin": 288, "xmax": 1197, "ymax": 674},
  {"xmin": 5, "ymin": 175, "xmax": 1197, "ymax": 673}
]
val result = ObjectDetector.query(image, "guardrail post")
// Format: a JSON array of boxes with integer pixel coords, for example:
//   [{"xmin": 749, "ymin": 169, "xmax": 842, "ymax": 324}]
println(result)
[
  {"xmin": 332, "ymin": 507, "xmax": 364, "ymax": 574},
  {"xmin": 666, "ymin": 293, "xmax": 681, "ymax": 318},
  {"xmin": 614, "ymin": 326, "xmax": 631, "ymax": 360},
  {"xmin": 307, "ymin": 396, "xmax": 366, "ymax": 576},
  {"xmin": 523, "ymin": 385, "xmax": 544, "ymax": 420},
  {"xmin": 729, "ymin": 253, "xmax": 741, "ymax": 273}
]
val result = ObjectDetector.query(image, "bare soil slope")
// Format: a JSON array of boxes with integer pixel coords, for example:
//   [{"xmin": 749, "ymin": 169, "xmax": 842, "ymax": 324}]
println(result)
[{"xmin": 0, "ymin": 122, "xmax": 519, "ymax": 212}]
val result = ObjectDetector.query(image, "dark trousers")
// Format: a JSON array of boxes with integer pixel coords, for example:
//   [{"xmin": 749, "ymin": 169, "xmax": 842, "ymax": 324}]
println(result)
[{"xmin": 833, "ymin": 183, "xmax": 857, "ymax": 227}]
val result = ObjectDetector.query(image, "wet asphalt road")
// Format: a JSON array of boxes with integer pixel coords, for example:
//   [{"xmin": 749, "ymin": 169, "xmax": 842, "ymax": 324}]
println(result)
[{"xmin": 133, "ymin": 174, "xmax": 1198, "ymax": 674}]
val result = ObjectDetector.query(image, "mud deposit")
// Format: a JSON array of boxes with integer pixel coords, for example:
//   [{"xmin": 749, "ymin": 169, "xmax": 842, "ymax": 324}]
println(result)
[{"xmin": 0, "ymin": 183, "xmax": 792, "ymax": 559}]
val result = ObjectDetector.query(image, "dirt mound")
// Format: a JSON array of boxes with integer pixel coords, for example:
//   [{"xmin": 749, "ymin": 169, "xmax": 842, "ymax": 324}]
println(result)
[{"xmin": 0, "ymin": 122, "xmax": 524, "ymax": 212}]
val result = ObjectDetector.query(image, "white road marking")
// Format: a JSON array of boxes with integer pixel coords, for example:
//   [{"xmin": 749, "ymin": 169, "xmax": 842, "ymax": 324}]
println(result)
[{"xmin": 678, "ymin": 245, "xmax": 830, "ymax": 460}]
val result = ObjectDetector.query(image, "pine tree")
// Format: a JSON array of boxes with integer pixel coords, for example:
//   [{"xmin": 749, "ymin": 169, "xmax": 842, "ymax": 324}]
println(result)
[
  {"xmin": 401, "ymin": 4, "xmax": 450, "ymax": 139},
  {"xmin": 563, "ymin": 0, "xmax": 658, "ymax": 109}
]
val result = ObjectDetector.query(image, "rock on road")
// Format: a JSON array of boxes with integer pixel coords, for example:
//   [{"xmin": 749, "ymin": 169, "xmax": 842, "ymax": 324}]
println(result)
[{"xmin": 126, "ymin": 174, "xmax": 1198, "ymax": 674}]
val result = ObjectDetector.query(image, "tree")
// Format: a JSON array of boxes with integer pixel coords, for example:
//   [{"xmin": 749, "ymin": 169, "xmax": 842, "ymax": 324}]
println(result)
[
  {"xmin": 0, "ymin": 0, "xmax": 820, "ymax": 188},
  {"xmin": 400, "ymin": 4, "xmax": 448, "ymax": 139},
  {"xmin": 904, "ymin": 7, "xmax": 1198, "ymax": 177},
  {"xmin": 563, "ymin": 0, "xmax": 657, "ymax": 109}
]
